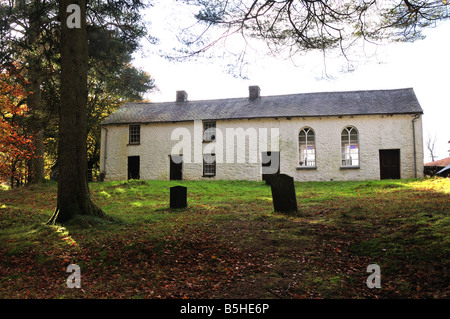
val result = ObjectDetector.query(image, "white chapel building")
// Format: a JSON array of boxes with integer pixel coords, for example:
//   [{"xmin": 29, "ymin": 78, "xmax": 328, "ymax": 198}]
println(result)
[{"xmin": 99, "ymin": 86, "xmax": 424, "ymax": 182}]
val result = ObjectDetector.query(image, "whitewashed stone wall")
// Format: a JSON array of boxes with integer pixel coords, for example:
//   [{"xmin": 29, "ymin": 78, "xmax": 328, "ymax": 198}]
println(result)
[{"xmin": 100, "ymin": 113, "xmax": 423, "ymax": 182}]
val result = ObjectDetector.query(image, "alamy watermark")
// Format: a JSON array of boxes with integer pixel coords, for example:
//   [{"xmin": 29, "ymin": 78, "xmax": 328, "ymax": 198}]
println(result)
[
  {"xmin": 66, "ymin": 4, "xmax": 81, "ymax": 28},
  {"xmin": 171, "ymin": 120, "xmax": 280, "ymax": 173},
  {"xmin": 66, "ymin": 264, "xmax": 81, "ymax": 288},
  {"xmin": 366, "ymin": 264, "xmax": 381, "ymax": 289}
]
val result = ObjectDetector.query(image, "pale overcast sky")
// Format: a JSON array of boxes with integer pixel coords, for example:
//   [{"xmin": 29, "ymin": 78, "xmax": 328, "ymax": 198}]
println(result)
[{"xmin": 132, "ymin": 1, "xmax": 450, "ymax": 162}]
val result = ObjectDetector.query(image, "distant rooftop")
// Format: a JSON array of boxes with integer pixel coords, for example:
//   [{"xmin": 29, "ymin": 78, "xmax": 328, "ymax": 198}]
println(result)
[
  {"xmin": 101, "ymin": 87, "xmax": 423, "ymax": 125},
  {"xmin": 425, "ymin": 157, "xmax": 450, "ymax": 167}
]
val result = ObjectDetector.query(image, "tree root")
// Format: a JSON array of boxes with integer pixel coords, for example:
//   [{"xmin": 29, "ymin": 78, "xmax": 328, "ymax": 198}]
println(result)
[{"xmin": 46, "ymin": 199, "xmax": 106, "ymax": 225}]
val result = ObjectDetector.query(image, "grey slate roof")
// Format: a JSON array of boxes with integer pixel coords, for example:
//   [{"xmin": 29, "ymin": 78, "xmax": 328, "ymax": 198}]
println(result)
[{"xmin": 101, "ymin": 88, "xmax": 423, "ymax": 125}]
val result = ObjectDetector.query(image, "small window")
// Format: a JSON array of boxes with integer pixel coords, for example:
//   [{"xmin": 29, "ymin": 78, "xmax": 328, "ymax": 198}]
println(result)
[
  {"xmin": 129, "ymin": 125, "xmax": 140, "ymax": 144},
  {"xmin": 203, "ymin": 121, "xmax": 216, "ymax": 142},
  {"xmin": 203, "ymin": 153, "xmax": 216, "ymax": 177},
  {"xmin": 298, "ymin": 127, "xmax": 316, "ymax": 167},
  {"xmin": 341, "ymin": 126, "xmax": 359, "ymax": 167}
]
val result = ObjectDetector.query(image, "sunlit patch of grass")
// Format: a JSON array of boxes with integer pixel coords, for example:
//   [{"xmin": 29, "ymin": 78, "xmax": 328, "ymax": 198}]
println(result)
[{"xmin": 99, "ymin": 190, "xmax": 111, "ymax": 198}]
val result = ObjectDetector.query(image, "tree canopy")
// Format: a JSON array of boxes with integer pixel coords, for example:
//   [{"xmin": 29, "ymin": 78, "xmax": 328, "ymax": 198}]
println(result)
[
  {"xmin": 0, "ymin": 64, "xmax": 34, "ymax": 187},
  {"xmin": 179, "ymin": 0, "xmax": 450, "ymax": 59},
  {"xmin": 0, "ymin": 0, "xmax": 155, "ymax": 185}
]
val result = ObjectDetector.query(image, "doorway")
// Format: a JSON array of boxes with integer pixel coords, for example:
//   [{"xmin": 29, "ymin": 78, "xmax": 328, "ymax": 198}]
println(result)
[
  {"xmin": 170, "ymin": 155, "xmax": 183, "ymax": 180},
  {"xmin": 127, "ymin": 156, "xmax": 140, "ymax": 180},
  {"xmin": 379, "ymin": 149, "xmax": 400, "ymax": 180}
]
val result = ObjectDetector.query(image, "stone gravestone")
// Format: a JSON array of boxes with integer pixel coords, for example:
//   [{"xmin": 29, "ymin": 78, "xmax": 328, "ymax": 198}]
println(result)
[
  {"xmin": 264, "ymin": 173, "xmax": 277, "ymax": 186},
  {"xmin": 170, "ymin": 186, "xmax": 187, "ymax": 209},
  {"xmin": 270, "ymin": 174, "xmax": 298, "ymax": 213}
]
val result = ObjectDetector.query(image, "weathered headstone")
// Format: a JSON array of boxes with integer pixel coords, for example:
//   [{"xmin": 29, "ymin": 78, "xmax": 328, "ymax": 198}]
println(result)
[
  {"xmin": 263, "ymin": 173, "xmax": 277, "ymax": 186},
  {"xmin": 170, "ymin": 186, "xmax": 187, "ymax": 209},
  {"xmin": 270, "ymin": 174, "xmax": 298, "ymax": 213}
]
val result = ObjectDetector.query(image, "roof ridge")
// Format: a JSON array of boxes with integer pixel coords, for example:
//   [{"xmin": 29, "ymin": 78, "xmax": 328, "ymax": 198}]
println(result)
[
  {"xmin": 102, "ymin": 87, "xmax": 422, "ymax": 125},
  {"xmin": 125, "ymin": 87, "xmax": 415, "ymax": 105}
]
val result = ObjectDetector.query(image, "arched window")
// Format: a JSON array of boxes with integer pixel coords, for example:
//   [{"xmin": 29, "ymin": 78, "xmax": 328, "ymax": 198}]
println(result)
[
  {"xmin": 298, "ymin": 127, "xmax": 316, "ymax": 167},
  {"xmin": 341, "ymin": 126, "xmax": 359, "ymax": 167}
]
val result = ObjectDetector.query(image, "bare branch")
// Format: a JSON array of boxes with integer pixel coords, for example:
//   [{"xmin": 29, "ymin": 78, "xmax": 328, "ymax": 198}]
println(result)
[{"xmin": 179, "ymin": 0, "xmax": 450, "ymax": 57}]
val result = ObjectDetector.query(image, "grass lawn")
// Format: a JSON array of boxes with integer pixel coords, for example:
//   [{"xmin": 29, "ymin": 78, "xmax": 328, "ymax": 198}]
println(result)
[{"xmin": 0, "ymin": 177, "xmax": 448, "ymax": 299}]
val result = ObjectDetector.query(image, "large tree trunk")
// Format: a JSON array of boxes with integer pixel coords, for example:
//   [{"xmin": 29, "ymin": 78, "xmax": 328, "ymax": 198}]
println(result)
[
  {"xmin": 27, "ymin": 1, "xmax": 45, "ymax": 184},
  {"xmin": 47, "ymin": 0, "xmax": 104, "ymax": 224}
]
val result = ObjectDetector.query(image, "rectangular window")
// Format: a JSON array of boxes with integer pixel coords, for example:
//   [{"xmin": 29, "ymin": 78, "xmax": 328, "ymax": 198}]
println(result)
[
  {"xmin": 129, "ymin": 125, "xmax": 140, "ymax": 144},
  {"xmin": 203, "ymin": 153, "xmax": 216, "ymax": 177},
  {"xmin": 203, "ymin": 121, "xmax": 216, "ymax": 142}
]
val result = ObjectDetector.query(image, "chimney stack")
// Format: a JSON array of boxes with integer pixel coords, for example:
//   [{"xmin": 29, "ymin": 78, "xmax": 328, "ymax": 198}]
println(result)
[
  {"xmin": 176, "ymin": 90, "xmax": 188, "ymax": 103},
  {"xmin": 249, "ymin": 86, "xmax": 260, "ymax": 100}
]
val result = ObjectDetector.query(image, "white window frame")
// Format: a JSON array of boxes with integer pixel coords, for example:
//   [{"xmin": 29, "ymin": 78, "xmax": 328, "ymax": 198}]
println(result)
[
  {"xmin": 298, "ymin": 127, "xmax": 316, "ymax": 167},
  {"xmin": 341, "ymin": 126, "xmax": 359, "ymax": 167}
]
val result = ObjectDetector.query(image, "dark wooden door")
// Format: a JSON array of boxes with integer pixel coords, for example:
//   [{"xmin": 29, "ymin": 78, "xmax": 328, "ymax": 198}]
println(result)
[
  {"xmin": 127, "ymin": 156, "xmax": 140, "ymax": 180},
  {"xmin": 379, "ymin": 149, "xmax": 400, "ymax": 180},
  {"xmin": 170, "ymin": 155, "xmax": 183, "ymax": 180}
]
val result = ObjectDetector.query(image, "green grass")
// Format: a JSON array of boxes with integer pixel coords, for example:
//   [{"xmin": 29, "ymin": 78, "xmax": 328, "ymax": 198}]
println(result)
[{"xmin": 0, "ymin": 177, "xmax": 448, "ymax": 299}]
